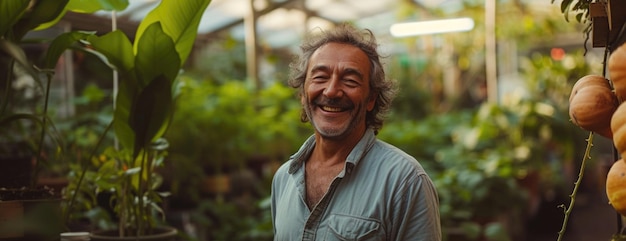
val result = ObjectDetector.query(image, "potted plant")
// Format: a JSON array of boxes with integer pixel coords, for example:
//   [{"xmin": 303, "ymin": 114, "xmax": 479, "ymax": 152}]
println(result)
[
  {"xmin": 58, "ymin": 0, "xmax": 213, "ymax": 239},
  {"xmin": 0, "ymin": 0, "xmax": 133, "ymax": 239}
]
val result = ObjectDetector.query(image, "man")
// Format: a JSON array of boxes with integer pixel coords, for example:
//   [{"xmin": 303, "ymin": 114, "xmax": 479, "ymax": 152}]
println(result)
[{"xmin": 271, "ymin": 23, "xmax": 441, "ymax": 241}]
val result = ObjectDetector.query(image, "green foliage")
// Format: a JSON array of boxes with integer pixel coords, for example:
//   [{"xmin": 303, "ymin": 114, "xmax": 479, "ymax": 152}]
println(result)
[
  {"xmin": 165, "ymin": 76, "xmax": 309, "ymax": 205},
  {"xmin": 67, "ymin": 0, "xmax": 129, "ymax": 13},
  {"xmin": 64, "ymin": 144, "xmax": 170, "ymax": 232},
  {"xmin": 0, "ymin": 0, "xmax": 126, "ymax": 190},
  {"xmin": 381, "ymin": 95, "xmax": 571, "ymax": 240},
  {"xmin": 189, "ymin": 198, "xmax": 273, "ymax": 241},
  {"xmin": 167, "ymin": 78, "xmax": 255, "ymax": 173},
  {"xmin": 380, "ymin": 42, "xmax": 593, "ymax": 241},
  {"xmin": 255, "ymin": 82, "xmax": 312, "ymax": 160},
  {"xmin": 56, "ymin": 0, "xmax": 214, "ymax": 236}
]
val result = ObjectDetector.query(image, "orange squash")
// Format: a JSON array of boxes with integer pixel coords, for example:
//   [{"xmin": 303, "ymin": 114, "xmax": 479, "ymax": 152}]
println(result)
[
  {"xmin": 609, "ymin": 43, "xmax": 626, "ymax": 103},
  {"xmin": 606, "ymin": 159, "xmax": 626, "ymax": 216},
  {"xmin": 569, "ymin": 74, "xmax": 612, "ymax": 103},
  {"xmin": 612, "ymin": 103, "xmax": 626, "ymax": 154},
  {"xmin": 569, "ymin": 79, "xmax": 618, "ymax": 138}
]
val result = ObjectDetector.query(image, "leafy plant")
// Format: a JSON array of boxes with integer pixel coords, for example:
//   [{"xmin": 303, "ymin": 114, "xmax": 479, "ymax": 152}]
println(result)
[
  {"xmin": 56, "ymin": 0, "xmax": 214, "ymax": 236},
  {"xmin": 379, "ymin": 47, "xmax": 586, "ymax": 240},
  {"xmin": 0, "ymin": 0, "xmax": 68, "ymax": 190}
]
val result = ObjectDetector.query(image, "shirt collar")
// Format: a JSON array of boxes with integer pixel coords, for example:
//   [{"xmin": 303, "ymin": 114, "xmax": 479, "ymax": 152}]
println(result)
[{"xmin": 288, "ymin": 128, "xmax": 377, "ymax": 174}]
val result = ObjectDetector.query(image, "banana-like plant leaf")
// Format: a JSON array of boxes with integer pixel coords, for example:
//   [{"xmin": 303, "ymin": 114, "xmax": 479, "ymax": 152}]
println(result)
[
  {"xmin": 78, "ymin": 30, "xmax": 136, "ymax": 151},
  {"xmin": 67, "ymin": 0, "xmax": 130, "ymax": 13},
  {"xmin": 12, "ymin": 0, "xmax": 70, "ymax": 40},
  {"xmin": 37, "ymin": 0, "xmax": 129, "ymax": 30},
  {"xmin": 129, "ymin": 75, "xmax": 173, "ymax": 159},
  {"xmin": 0, "ymin": 0, "xmax": 30, "ymax": 37},
  {"xmin": 113, "ymin": 77, "xmax": 136, "ymax": 152},
  {"xmin": 134, "ymin": 0, "xmax": 212, "ymax": 66},
  {"xmin": 134, "ymin": 22, "xmax": 179, "ymax": 87}
]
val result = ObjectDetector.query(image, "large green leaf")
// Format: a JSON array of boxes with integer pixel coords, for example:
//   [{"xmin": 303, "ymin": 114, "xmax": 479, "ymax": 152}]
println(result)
[
  {"xmin": 128, "ymin": 22, "xmax": 178, "ymax": 158},
  {"xmin": 134, "ymin": 0, "xmax": 212, "ymax": 66},
  {"xmin": 113, "ymin": 77, "xmax": 136, "ymax": 152},
  {"xmin": 67, "ymin": 0, "xmax": 130, "ymax": 13},
  {"xmin": 0, "ymin": 0, "xmax": 30, "ymax": 37},
  {"xmin": 35, "ymin": 0, "xmax": 129, "ymax": 31},
  {"xmin": 44, "ymin": 31, "xmax": 96, "ymax": 69},
  {"xmin": 134, "ymin": 22, "xmax": 180, "ymax": 87},
  {"xmin": 84, "ymin": 30, "xmax": 134, "ymax": 74},
  {"xmin": 12, "ymin": 0, "xmax": 69, "ymax": 39},
  {"xmin": 129, "ymin": 75, "xmax": 173, "ymax": 158}
]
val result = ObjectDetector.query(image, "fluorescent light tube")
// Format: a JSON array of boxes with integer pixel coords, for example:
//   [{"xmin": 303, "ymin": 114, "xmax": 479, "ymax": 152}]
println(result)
[{"xmin": 390, "ymin": 17, "xmax": 475, "ymax": 37}]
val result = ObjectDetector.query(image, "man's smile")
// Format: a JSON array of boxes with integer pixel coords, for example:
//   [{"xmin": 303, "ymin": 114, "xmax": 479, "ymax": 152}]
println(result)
[{"xmin": 320, "ymin": 105, "xmax": 344, "ymax": 112}]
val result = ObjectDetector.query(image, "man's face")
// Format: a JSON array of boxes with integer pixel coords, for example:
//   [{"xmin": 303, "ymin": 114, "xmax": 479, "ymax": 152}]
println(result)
[{"xmin": 302, "ymin": 42, "xmax": 376, "ymax": 140}]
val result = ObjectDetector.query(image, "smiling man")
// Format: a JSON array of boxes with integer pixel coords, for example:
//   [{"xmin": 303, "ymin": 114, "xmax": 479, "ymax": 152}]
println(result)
[{"xmin": 271, "ymin": 23, "xmax": 441, "ymax": 241}]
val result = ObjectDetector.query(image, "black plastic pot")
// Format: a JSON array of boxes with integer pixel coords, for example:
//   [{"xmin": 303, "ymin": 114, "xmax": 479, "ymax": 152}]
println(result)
[{"xmin": 90, "ymin": 226, "xmax": 178, "ymax": 241}]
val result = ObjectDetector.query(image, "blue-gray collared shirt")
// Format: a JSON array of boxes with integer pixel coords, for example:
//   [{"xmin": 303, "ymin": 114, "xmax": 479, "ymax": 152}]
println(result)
[{"xmin": 271, "ymin": 128, "xmax": 441, "ymax": 241}]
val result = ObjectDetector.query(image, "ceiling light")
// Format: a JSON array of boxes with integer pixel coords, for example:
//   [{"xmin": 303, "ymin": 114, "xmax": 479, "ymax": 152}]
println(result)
[{"xmin": 390, "ymin": 17, "xmax": 474, "ymax": 37}]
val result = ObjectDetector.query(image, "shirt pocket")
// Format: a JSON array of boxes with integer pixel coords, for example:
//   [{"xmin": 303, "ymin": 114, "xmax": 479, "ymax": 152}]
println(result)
[{"xmin": 324, "ymin": 214, "xmax": 384, "ymax": 241}]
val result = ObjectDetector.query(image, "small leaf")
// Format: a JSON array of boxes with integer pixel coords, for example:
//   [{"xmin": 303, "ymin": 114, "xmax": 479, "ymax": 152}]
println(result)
[
  {"xmin": 0, "ymin": 39, "xmax": 37, "ymax": 79},
  {"xmin": 576, "ymin": 12, "xmax": 583, "ymax": 23},
  {"xmin": 124, "ymin": 167, "xmax": 142, "ymax": 175},
  {"xmin": 560, "ymin": 0, "xmax": 572, "ymax": 13},
  {"xmin": 85, "ymin": 30, "xmax": 134, "ymax": 74},
  {"xmin": 44, "ymin": 31, "xmax": 96, "ymax": 69}
]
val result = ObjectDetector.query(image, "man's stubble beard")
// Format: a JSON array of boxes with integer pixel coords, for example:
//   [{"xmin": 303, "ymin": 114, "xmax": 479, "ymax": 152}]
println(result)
[{"xmin": 303, "ymin": 97, "xmax": 367, "ymax": 139}]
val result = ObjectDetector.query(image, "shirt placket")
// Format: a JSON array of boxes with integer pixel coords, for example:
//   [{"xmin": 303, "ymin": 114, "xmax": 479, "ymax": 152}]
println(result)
[{"xmin": 301, "ymin": 177, "xmax": 342, "ymax": 241}]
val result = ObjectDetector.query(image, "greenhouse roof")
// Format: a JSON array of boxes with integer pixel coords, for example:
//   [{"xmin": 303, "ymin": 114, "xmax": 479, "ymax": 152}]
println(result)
[{"xmin": 90, "ymin": 0, "xmax": 448, "ymax": 48}]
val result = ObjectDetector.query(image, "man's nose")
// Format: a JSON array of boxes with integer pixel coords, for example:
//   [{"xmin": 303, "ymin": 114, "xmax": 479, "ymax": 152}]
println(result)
[{"xmin": 323, "ymin": 76, "xmax": 344, "ymax": 98}]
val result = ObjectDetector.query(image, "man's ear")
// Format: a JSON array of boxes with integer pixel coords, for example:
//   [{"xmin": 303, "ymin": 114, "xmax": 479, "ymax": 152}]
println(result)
[{"xmin": 367, "ymin": 94, "xmax": 376, "ymax": 111}]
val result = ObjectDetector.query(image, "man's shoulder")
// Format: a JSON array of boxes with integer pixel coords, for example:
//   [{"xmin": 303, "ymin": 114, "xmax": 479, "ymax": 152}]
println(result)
[
  {"xmin": 364, "ymin": 139, "xmax": 427, "ymax": 175},
  {"xmin": 273, "ymin": 159, "xmax": 293, "ymax": 178},
  {"xmin": 372, "ymin": 139, "xmax": 418, "ymax": 162}
]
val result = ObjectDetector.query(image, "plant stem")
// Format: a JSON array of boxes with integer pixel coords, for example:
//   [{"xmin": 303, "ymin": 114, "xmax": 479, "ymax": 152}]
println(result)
[
  {"xmin": 137, "ymin": 148, "xmax": 148, "ymax": 236},
  {"xmin": 1, "ymin": 59, "xmax": 14, "ymax": 116},
  {"xmin": 557, "ymin": 131, "xmax": 594, "ymax": 241},
  {"xmin": 32, "ymin": 71, "xmax": 53, "ymax": 188},
  {"xmin": 63, "ymin": 121, "xmax": 113, "ymax": 224}
]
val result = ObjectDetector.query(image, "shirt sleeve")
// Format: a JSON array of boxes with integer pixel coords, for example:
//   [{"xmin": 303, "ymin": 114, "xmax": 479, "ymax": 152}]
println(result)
[{"xmin": 391, "ymin": 172, "xmax": 442, "ymax": 241}]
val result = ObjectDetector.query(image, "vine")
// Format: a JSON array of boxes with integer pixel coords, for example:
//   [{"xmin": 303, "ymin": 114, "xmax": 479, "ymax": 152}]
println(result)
[{"xmin": 556, "ymin": 132, "xmax": 593, "ymax": 241}]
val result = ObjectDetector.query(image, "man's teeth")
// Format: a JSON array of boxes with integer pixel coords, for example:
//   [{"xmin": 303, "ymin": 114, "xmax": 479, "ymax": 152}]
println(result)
[{"xmin": 321, "ymin": 106, "xmax": 342, "ymax": 112}]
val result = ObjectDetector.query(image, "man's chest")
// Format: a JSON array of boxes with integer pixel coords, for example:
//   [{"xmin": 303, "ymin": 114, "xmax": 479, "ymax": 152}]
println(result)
[{"xmin": 305, "ymin": 163, "xmax": 344, "ymax": 208}]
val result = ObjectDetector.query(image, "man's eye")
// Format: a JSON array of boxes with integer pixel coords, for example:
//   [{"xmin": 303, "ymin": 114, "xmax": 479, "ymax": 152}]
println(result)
[{"xmin": 344, "ymin": 79, "xmax": 359, "ymax": 87}]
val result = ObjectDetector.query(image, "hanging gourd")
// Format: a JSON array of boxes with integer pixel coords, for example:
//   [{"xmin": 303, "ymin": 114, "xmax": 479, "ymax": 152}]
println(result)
[
  {"xmin": 569, "ymin": 74, "xmax": 618, "ymax": 138},
  {"xmin": 609, "ymin": 43, "xmax": 626, "ymax": 103}
]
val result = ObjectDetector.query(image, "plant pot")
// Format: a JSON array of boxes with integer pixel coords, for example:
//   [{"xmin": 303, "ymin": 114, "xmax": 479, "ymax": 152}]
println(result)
[
  {"xmin": 90, "ymin": 226, "xmax": 178, "ymax": 241},
  {"xmin": 0, "ymin": 198, "xmax": 64, "ymax": 241}
]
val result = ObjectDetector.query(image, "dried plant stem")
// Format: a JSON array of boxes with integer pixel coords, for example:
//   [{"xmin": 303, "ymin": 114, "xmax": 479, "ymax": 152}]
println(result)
[{"xmin": 557, "ymin": 131, "xmax": 594, "ymax": 241}]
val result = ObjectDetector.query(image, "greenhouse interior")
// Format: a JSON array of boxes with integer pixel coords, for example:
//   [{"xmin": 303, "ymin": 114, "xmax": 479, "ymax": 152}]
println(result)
[{"xmin": 1, "ymin": 0, "xmax": 626, "ymax": 240}]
